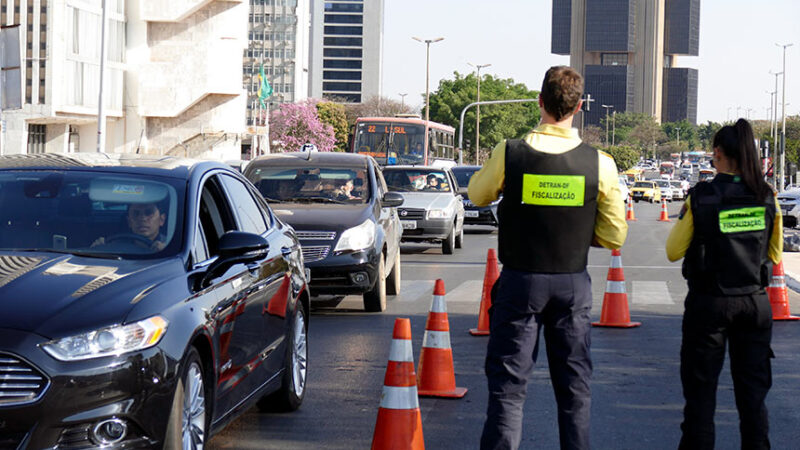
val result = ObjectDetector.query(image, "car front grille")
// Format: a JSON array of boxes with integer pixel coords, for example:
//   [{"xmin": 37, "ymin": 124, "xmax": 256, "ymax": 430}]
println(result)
[
  {"xmin": 295, "ymin": 231, "xmax": 337, "ymax": 241},
  {"xmin": 57, "ymin": 423, "xmax": 92, "ymax": 449},
  {"xmin": 0, "ymin": 353, "xmax": 49, "ymax": 406},
  {"xmin": 398, "ymin": 208, "xmax": 425, "ymax": 220},
  {"xmin": 302, "ymin": 245, "xmax": 330, "ymax": 263}
]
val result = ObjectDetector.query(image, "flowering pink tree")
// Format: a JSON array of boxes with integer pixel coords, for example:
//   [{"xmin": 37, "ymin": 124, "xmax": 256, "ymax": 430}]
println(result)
[{"xmin": 269, "ymin": 100, "xmax": 336, "ymax": 152}]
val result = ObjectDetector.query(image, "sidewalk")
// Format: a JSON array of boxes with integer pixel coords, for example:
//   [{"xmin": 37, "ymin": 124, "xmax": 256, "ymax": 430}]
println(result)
[{"xmin": 782, "ymin": 252, "xmax": 800, "ymax": 294}]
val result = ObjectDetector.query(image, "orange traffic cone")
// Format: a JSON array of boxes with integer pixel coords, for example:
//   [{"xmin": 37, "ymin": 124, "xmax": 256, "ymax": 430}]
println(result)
[
  {"xmin": 658, "ymin": 198, "xmax": 671, "ymax": 222},
  {"xmin": 470, "ymin": 249, "xmax": 500, "ymax": 336},
  {"xmin": 592, "ymin": 249, "xmax": 641, "ymax": 328},
  {"xmin": 626, "ymin": 194, "xmax": 637, "ymax": 221},
  {"xmin": 418, "ymin": 280, "xmax": 468, "ymax": 398},
  {"xmin": 767, "ymin": 261, "xmax": 800, "ymax": 321},
  {"xmin": 371, "ymin": 318, "xmax": 425, "ymax": 450}
]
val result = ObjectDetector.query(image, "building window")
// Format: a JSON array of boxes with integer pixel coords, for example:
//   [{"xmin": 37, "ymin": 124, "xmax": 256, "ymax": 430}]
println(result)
[
  {"xmin": 325, "ymin": 93, "xmax": 361, "ymax": 103},
  {"xmin": 323, "ymin": 59, "xmax": 362, "ymax": 69},
  {"xmin": 323, "ymin": 48, "xmax": 362, "ymax": 58},
  {"xmin": 27, "ymin": 125, "xmax": 46, "ymax": 154},
  {"xmin": 323, "ymin": 26, "xmax": 362, "ymax": 35},
  {"xmin": 323, "ymin": 81, "xmax": 361, "ymax": 92},
  {"xmin": 323, "ymin": 37, "xmax": 362, "ymax": 46},
  {"xmin": 324, "ymin": 3, "xmax": 363, "ymax": 13},
  {"xmin": 601, "ymin": 53, "xmax": 628, "ymax": 66},
  {"xmin": 324, "ymin": 14, "xmax": 362, "ymax": 24},
  {"xmin": 323, "ymin": 70, "xmax": 361, "ymax": 80}
]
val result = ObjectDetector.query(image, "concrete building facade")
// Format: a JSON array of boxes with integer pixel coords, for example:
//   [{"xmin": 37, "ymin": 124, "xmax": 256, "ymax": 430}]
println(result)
[
  {"xmin": 552, "ymin": 0, "xmax": 699, "ymax": 126},
  {"xmin": 309, "ymin": 0, "xmax": 383, "ymax": 103},
  {"xmin": 1, "ymin": 0, "xmax": 248, "ymax": 160}
]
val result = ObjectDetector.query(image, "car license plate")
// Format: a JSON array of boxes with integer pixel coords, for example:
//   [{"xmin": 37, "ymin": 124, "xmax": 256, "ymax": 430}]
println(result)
[
  {"xmin": 465, "ymin": 210, "xmax": 479, "ymax": 218},
  {"xmin": 401, "ymin": 220, "xmax": 417, "ymax": 230}
]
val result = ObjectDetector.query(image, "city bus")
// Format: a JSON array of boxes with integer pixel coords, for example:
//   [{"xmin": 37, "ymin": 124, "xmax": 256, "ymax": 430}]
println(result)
[
  {"xmin": 350, "ymin": 116, "xmax": 457, "ymax": 167},
  {"xmin": 659, "ymin": 161, "xmax": 675, "ymax": 180}
]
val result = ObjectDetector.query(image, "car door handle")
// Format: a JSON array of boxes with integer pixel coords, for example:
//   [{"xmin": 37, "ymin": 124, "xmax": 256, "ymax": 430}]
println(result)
[{"xmin": 281, "ymin": 247, "xmax": 293, "ymax": 256}]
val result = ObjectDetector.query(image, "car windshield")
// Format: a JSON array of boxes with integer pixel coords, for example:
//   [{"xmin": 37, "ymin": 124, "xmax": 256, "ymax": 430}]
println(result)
[
  {"xmin": 670, "ymin": 181, "xmax": 682, "ymax": 188},
  {"xmin": 383, "ymin": 169, "xmax": 451, "ymax": 193},
  {"xmin": 657, "ymin": 181, "xmax": 671, "ymax": 188},
  {"xmin": 633, "ymin": 182, "xmax": 652, "ymax": 188},
  {"xmin": 0, "ymin": 170, "xmax": 184, "ymax": 258},
  {"xmin": 248, "ymin": 166, "xmax": 369, "ymax": 204},
  {"xmin": 452, "ymin": 168, "xmax": 478, "ymax": 188}
]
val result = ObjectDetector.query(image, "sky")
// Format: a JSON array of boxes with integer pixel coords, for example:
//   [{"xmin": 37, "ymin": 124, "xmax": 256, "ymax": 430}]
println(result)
[{"xmin": 382, "ymin": 0, "xmax": 800, "ymax": 125}]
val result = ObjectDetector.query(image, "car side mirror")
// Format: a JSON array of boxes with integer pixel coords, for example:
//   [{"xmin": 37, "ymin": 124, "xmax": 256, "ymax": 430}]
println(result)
[
  {"xmin": 199, "ymin": 231, "xmax": 269, "ymax": 288},
  {"xmin": 381, "ymin": 191, "xmax": 404, "ymax": 208}
]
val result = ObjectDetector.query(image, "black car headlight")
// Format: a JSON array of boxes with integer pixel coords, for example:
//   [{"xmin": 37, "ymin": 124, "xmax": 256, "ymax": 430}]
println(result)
[
  {"xmin": 334, "ymin": 220, "xmax": 376, "ymax": 253},
  {"xmin": 41, "ymin": 316, "xmax": 169, "ymax": 361}
]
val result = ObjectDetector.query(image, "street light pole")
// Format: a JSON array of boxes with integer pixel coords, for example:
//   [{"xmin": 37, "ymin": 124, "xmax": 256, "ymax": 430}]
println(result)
[
  {"xmin": 412, "ymin": 36, "xmax": 444, "ymax": 166},
  {"xmin": 399, "ymin": 93, "xmax": 407, "ymax": 108},
  {"xmin": 96, "ymin": 0, "xmax": 108, "ymax": 152},
  {"xmin": 601, "ymin": 104, "xmax": 613, "ymax": 146},
  {"xmin": 612, "ymin": 110, "xmax": 616, "ymax": 146},
  {"xmin": 777, "ymin": 42, "xmax": 793, "ymax": 192},
  {"xmin": 468, "ymin": 62, "xmax": 491, "ymax": 165}
]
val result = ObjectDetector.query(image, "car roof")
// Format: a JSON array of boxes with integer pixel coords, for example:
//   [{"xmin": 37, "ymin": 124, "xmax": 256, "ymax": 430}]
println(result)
[
  {"xmin": 0, "ymin": 152, "xmax": 224, "ymax": 178},
  {"xmin": 452, "ymin": 165, "xmax": 481, "ymax": 171},
  {"xmin": 383, "ymin": 165, "xmax": 450, "ymax": 172},
  {"xmin": 247, "ymin": 152, "xmax": 369, "ymax": 169}
]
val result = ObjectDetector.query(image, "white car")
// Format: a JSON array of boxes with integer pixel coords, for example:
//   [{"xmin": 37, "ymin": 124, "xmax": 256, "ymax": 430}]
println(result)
[
  {"xmin": 618, "ymin": 176, "xmax": 630, "ymax": 202},
  {"xmin": 382, "ymin": 166, "xmax": 466, "ymax": 254},
  {"xmin": 655, "ymin": 179, "xmax": 674, "ymax": 202},
  {"xmin": 777, "ymin": 189, "xmax": 800, "ymax": 228},
  {"xmin": 669, "ymin": 180, "xmax": 685, "ymax": 201}
]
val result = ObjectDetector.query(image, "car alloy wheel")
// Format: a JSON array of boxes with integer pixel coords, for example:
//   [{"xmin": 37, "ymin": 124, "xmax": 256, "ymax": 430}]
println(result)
[
  {"xmin": 291, "ymin": 310, "xmax": 307, "ymax": 398},
  {"xmin": 182, "ymin": 360, "xmax": 206, "ymax": 450}
]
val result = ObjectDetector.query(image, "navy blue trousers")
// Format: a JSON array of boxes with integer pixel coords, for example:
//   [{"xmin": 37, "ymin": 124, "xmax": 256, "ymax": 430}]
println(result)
[
  {"xmin": 480, "ymin": 268, "xmax": 593, "ymax": 450},
  {"xmin": 679, "ymin": 291, "xmax": 773, "ymax": 450}
]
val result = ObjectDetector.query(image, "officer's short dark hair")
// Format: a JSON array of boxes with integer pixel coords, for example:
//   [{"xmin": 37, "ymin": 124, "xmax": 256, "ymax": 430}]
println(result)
[{"xmin": 540, "ymin": 66, "xmax": 584, "ymax": 122}]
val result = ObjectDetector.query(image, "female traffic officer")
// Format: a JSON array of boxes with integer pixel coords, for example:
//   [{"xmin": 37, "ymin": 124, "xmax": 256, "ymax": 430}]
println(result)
[{"xmin": 666, "ymin": 119, "xmax": 782, "ymax": 450}]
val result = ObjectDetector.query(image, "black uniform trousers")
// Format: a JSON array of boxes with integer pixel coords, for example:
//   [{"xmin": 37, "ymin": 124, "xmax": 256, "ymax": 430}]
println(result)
[
  {"xmin": 480, "ymin": 268, "xmax": 593, "ymax": 450},
  {"xmin": 679, "ymin": 290, "xmax": 773, "ymax": 450}
]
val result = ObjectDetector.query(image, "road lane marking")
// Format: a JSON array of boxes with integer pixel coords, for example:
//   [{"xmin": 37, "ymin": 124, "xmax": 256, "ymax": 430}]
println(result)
[
  {"xmin": 395, "ymin": 279, "xmax": 435, "ymax": 303},
  {"xmin": 632, "ymin": 281, "xmax": 674, "ymax": 305},
  {"xmin": 445, "ymin": 279, "xmax": 484, "ymax": 303}
]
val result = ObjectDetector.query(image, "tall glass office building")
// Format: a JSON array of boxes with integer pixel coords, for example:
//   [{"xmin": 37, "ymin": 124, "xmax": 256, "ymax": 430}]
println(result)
[
  {"xmin": 552, "ymin": 0, "xmax": 699, "ymax": 125},
  {"xmin": 309, "ymin": 0, "xmax": 384, "ymax": 103}
]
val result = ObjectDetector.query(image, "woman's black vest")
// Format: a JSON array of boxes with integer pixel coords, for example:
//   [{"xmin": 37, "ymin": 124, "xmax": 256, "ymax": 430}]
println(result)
[
  {"xmin": 497, "ymin": 139, "xmax": 598, "ymax": 273},
  {"xmin": 683, "ymin": 173, "xmax": 776, "ymax": 295}
]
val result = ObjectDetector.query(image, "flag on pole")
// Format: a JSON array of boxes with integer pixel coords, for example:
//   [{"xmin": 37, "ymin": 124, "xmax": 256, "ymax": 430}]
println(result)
[{"xmin": 257, "ymin": 64, "xmax": 273, "ymax": 108}]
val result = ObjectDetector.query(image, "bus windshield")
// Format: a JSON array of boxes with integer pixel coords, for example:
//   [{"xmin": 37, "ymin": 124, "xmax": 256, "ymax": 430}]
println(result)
[{"xmin": 353, "ymin": 122, "xmax": 426, "ymax": 166}]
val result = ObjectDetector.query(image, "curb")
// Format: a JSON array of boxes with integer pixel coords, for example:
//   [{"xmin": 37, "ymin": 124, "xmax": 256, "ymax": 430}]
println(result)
[{"xmin": 785, "ymin": 269, "xmax": 800, "ymax": 294}]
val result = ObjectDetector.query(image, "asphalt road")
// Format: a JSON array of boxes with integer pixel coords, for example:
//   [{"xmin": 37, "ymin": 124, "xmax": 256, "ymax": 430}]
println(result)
[{"xmin": 209, "ymin": 200, "xmax": 800, "ymax": 449}]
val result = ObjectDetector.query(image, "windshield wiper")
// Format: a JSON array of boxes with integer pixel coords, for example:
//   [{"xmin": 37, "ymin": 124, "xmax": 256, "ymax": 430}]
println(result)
[
  {"xmin": 285, "ymin": 196, "xmax": 345, "ymax": 204},
  {"xmin": 261, "ymin": 196, "xmax": 286, "ymax": 203},
  {"xmin": 10, "ymin": 248, "xmax": 122, "ymax": 260}
]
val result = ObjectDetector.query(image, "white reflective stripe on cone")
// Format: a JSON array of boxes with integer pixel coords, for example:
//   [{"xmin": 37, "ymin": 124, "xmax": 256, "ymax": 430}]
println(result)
[
  {"xmin": 606, "ymin": 280, "xmax": 626, "ymax": 294},
  {"xmin": 430, "ymin": 295, "xmax": 447, "ymax": 313},
  {"xmin": 610, "ymin": 256, "xmax": 622, "ymax": 268},
  {"xmin": 379, "ymin": 385, "xmax": 420, "ymax": 410},
  {"xmin": 388, "ymin": 339, "xmax": 414, "ymax": 363},
  {"xmin": 422, "ymin": 330, "xmax": 451, "ymax": 349}
]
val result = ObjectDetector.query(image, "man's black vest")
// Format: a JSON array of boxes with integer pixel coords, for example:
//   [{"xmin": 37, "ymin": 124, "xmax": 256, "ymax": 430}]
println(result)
[
  {"xmin": 498, "ymin": 139, "xmax": 599, "ymax": 273},
  {"xmin": 683, "ymin": 173, "xmax": 776, "ymax": 296}
]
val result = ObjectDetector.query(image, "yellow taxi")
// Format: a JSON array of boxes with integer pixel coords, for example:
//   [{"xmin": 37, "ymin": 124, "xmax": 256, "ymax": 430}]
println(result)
[{"xmin": 630, "ymin": 180, "xmax": 662, "ymax": 203}]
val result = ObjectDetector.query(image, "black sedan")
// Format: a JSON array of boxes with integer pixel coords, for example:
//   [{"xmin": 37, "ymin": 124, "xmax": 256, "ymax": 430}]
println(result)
[
  {"xmin": 451, "ymin": 165, "xmax": 499, "ymax": 226},
  {"xmin": 244, "ymin": 152, "xmax": 404, "ymax": 312},
  {"xmin": 0, "ymin": 153, "xmax": 309, "ymax": 449}
]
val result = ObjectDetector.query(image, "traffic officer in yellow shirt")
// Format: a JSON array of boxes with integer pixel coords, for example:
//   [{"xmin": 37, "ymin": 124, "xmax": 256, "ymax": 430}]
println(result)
[
  {"xmin": 666, "ymin": 119, "xmax": 782, "ymax": 450},
  {"xmin": 469, "ymin": 66, "xmax": 628, "ymax": 450}
]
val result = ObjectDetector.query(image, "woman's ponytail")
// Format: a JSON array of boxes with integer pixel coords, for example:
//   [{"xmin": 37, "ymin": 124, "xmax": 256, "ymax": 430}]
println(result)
[{"xmin": 713, "ymin": 119, "xmax": 772, "ymax": 200}]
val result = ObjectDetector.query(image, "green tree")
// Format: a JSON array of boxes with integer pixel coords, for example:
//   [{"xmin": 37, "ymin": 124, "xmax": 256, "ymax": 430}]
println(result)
[
  {"xmin": 697, "ymin": 121, "xmax": 723, "ymax": 151},
  {"xmin": 602, "ymin": 145, "xmax": 639, "ymax": 172},
  {"xmin": 600, "ymin": 112, "xmax": 653, "ymax": 145},
  {"xmin": 427, "ymin": 71, "xmax": 540, "ymax": 163},
  {"xmin": 316, "ymin": 101, "xmax": 349, "ymax": 152},
  {"xmin": 662, "ymin": 120, "xmax": 699, "ymax": 150},
  {"xmin": 580, "ymin": 125, "xmax": 604, "ymax": 147}
]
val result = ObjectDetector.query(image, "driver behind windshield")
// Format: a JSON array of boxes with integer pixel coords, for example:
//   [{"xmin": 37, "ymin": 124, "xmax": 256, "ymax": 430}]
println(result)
[{"xmin": 92, "ymin": 202, "xmax": 167, "ymax": 251}]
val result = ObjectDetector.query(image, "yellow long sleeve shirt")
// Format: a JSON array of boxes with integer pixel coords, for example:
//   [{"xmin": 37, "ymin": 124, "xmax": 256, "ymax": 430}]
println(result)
[
  {"xmin": 467, "ymin": 123, "xmax": 628, "ymax": 249},
  {"xmin": 665, "ymin": 194, "xmax": 783, "ymax": 264}
]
